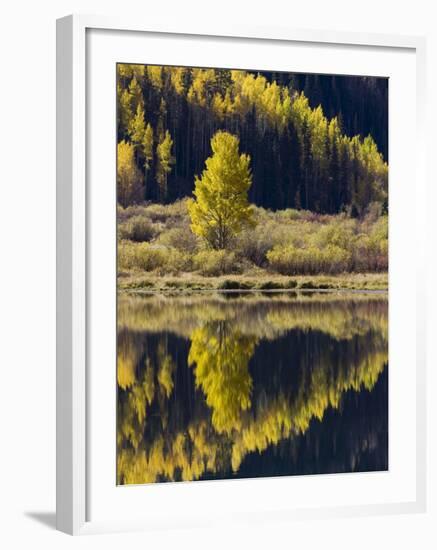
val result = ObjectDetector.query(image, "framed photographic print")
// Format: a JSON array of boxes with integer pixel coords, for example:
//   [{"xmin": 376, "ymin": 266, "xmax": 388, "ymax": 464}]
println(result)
[{"xmin": 56, "ymin": 15, "xmax": 427, "ymax": 535}]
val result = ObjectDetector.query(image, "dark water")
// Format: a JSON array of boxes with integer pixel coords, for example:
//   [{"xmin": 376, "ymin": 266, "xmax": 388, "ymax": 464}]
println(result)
[{"xmin": 117, "ymin": 292, "xmax": 388, "ymax": 485}]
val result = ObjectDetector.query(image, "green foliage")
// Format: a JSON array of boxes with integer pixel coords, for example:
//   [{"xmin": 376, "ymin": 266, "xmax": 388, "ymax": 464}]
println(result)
[{"xmin": 188, "ymin": 131, "xmax": 255, "ymax": 249}]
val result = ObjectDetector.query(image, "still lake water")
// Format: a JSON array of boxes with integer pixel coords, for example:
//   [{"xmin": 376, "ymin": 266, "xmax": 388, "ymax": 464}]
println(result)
[{"xmin": 117, "ymin": 292, "xmax": 388, "ymax": 485}]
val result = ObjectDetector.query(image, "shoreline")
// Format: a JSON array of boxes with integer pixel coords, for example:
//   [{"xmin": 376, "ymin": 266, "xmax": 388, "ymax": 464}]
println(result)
[
  {"xmin": 121, "ymin": 288, "xmax": 388, "ymax": 296},
  {"xmin": 118, "ymin": 272, "xmax": 388, "ymax": 293}
]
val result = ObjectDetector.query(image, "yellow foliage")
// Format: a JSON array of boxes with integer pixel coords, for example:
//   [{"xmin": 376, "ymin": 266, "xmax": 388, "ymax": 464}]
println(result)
[
  {"xmin": 188, "ymin": 131, "xmax": 254, "ymax": 249},
  {"xmin": 188, "ymin": 322, "xmax": 257, "ymax": 433},
  {"xmin": 117, "ymin": 140, "xmax": 143, "ymax": 207}
]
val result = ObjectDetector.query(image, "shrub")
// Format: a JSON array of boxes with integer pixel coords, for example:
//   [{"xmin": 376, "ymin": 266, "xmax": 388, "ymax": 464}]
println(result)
[
  {"xmin": 363, "ymin": 201, "xmax": 384, "ymax": 224},
  {"xmin": 258, "ymin": 281, "xmax": 283, "ymax": 290},
  {"xmin": 143, "ymin": 199, "xmax": 188, "ymax": 223},
  {"xmin": 275, "ymin": 208, "xmax": 304, "ymax": 222},
  {"xmin": 217, "ymin": 279, "xmax": 251, "ymax": 290},
  {"xmin": 118, "ymin": 241, "xmax": 167, "ymax": 271},
  {"xmin": 118, "ymin": 241, "xmax": 192, "ymax": 273},
  {"xmin": 117, "ymin": 201, "xmax": 388, "ymax": 277},
  {"xmin": 158, "ymin": 225, "xmax": 198, "ymax": 253},
  {"xmin": 309, "ymin": 218, "xmax": 356, "ymax": 250},
  {"xmin": 117, "ymin": 203, "xmax": 150, "ymax": 223},
  {"xmin": 167, "ymin": 249, "xmax": 193, "ymax": 273},
  {"xmin": 193, "ymin": 250, "xmax": 239, "ymax": 277},
  {"xmin": 257, "ymin": 279, "xmax": 296, "ymax": 290},
  {"xmin": 141, "ymin": 203, "xmax": 171, "ymax": 223},
  {"xmin": 119, "ymin": 216, "xmax": 157, "ymax": 242},
  {"xmin": 235, "ymin": 229, "xmax": 274, "ymax": 266},
  {"xmin": 351, "ymin": 233, "xmax": 388, "ymax": 272},
  {"xmin": 267, "ymin": 244, "xmax": 351, "ymax": 275},
  {"xmin": 370, "ymin": 214, "xmax": 388, "ymax": 241},
  {"xmin": 235, "ymin": 220, "xmax": 292, "ymax": 266}
]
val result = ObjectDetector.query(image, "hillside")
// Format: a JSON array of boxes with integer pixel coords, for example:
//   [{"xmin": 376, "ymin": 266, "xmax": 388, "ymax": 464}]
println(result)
[{"xmin": 117, "ymin": 64, "xmax": 388, "ymax": 215}]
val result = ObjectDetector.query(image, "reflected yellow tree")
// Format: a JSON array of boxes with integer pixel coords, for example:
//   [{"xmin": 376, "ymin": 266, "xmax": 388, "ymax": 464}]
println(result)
[
  {"xmin": 157, "ymin": 341, "xmax": 175, "ymax": 399},
  {"xmin": 188, "ymin": 321, "xmax": 257, "ymax": 433},
  {"xmin": 117, "ymin": 333, "xmax": 139, "ymax": 390},
  {"xmin": 117, "ymin": 294, "xmax": 388, "ymax": 484}
]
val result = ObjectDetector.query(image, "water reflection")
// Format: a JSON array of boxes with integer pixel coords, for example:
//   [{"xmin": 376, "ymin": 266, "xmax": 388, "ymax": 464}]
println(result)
[{"xmin": 117, "ymin": 292, "xmax": 388, "ymax": 485}]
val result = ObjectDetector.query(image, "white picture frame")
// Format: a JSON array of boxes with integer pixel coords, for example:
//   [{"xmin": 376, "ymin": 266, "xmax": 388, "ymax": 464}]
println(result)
[{"xmin": 56, "ymin": 14, "xmax": 427, "ymax": 535}]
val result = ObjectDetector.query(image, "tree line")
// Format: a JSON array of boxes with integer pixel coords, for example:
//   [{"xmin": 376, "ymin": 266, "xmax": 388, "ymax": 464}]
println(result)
[{"xmin": 117, "ymin": 64, "xmax": 388, "ymax": 215}]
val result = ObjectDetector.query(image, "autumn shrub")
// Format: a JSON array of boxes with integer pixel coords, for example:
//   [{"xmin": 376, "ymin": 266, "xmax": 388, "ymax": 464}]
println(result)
[
  {"xmin": 267, "ymin": 244, "xmax": 351, "ymax": 275},
  {"xmin": 143, "ymin": 199, "xmax": 188, "ymax": 224},
  {"xmin": 274, "ymin": 208, "xmax": 303, "ymax": 222},
  {"xmin": 258, "ymin": 280, "xmax": 284, "ymax": 290},
  {"xmin": 217, "ymin": 279, "xmax": 251, "ymax": 290},
  {"xmin": 235, "ymin": 225, "xmax": 276, "ymax": 267},
  {"xmin": 140, "ymin": 203, "xmax": 171, "ymax": 223},
  {"xmin": 158, "ymin": 225, "xmax": 198, "ymax": 253},
  {"xmin": 119, "ymin": 216, "xmax": 157, "ymax": 242},
  {"xmin": 351, "ymin": 232, "xmax": 388, "ymax": 272},
  {"xmin": 118, "ymin": 240, "xmax": 191, "ymax": 273},
  {"xmin": 193, "ymin": 250, "xmax": 239, "ymax": 276},
  {"xmin": 117, "ymin": 203, "xmax": 150, "ymax": 222},
  {"xmin": 309, "ymin": 218, "xmax": 356, "ymax": 250},
  {"xmin": 118, "ymin": 241, "xmax": 167, "ymax": 271},
  {"xmin": 117, "ymin": 201, "xmax": 388, "ymax": 277}
]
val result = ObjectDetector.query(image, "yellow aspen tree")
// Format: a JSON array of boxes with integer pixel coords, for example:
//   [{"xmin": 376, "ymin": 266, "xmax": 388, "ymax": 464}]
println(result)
[
  {"xmin": 147, "ymin": 65, "xmax": 163, "ymax": 89},
  {"xmin": 117, "ymin": 140, "xmax": 143, "ymax": 207},
  {"xmin": 128, "ymin": 103, "xmax": 146, "ymax": 147},
  {"xmin": 128, "ymin": 76, "xmax": 144, "ymax": 112},
  {"xmin": 142, "ymin": 123, "xmax": 154, "ymax": 196},
  {"xmin": 118, "ymin": 85, "xmax": 133, "ymax": 137},
  {"xmin": 169, "ymin": 67, "xmax": 188, "ymax": 95},
  {"xmin": 188, "ymin": 131, "xmax": 255, "ymax": 249},
  {"xmin": 142, "ymin": 123, "xmax": 154, "ymax": 171},
  {"xmin": 156, "ymin": 130, "xmax": 175, "ymax": 202}
]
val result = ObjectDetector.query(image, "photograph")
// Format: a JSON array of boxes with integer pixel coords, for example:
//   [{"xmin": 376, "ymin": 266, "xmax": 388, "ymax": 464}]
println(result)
[{"xmin": 116, "ymin": 63, "xmax": 389, "ymax": 485}]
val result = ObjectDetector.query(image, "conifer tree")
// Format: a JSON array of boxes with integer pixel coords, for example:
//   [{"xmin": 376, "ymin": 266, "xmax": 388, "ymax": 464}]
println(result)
[{"xmin": 188, "ymin": 131, "xmax": 254, "ymax": 249}]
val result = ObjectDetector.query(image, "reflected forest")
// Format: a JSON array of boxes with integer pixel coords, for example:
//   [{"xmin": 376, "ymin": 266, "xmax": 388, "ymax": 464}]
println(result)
[{"xmin": 116, "ymin": 64, "xmax": 388, "ymax": 485}]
